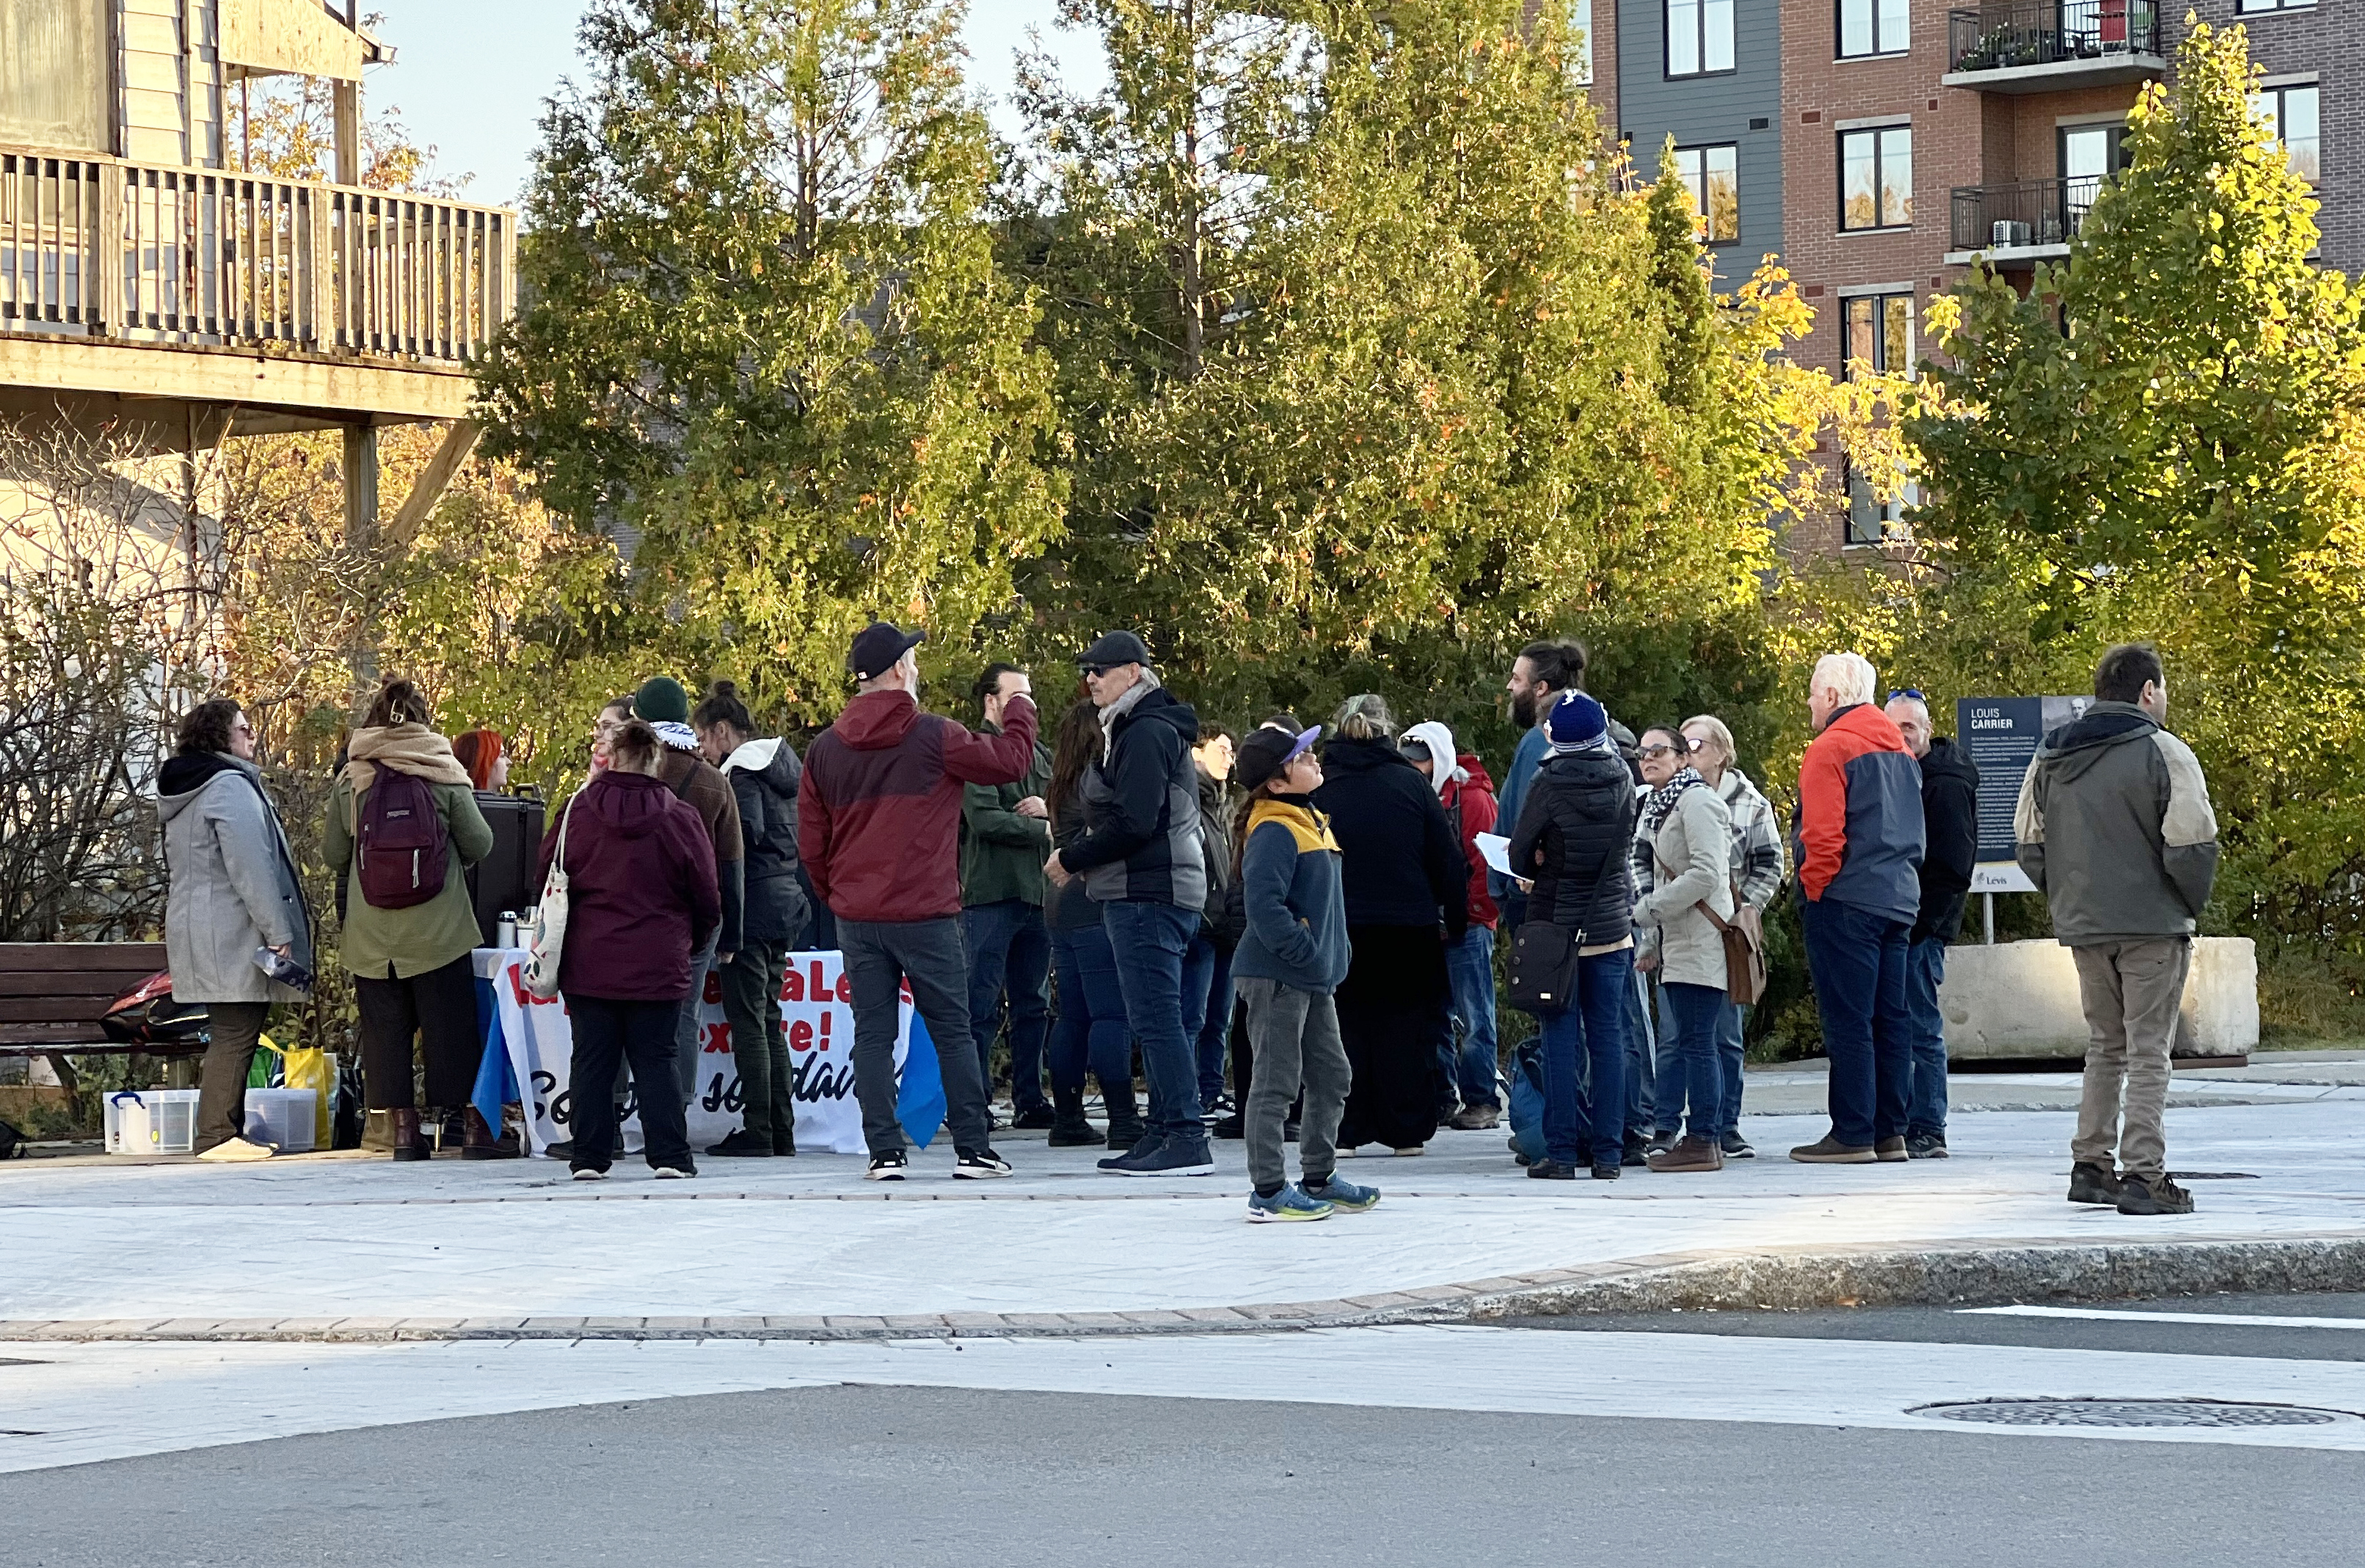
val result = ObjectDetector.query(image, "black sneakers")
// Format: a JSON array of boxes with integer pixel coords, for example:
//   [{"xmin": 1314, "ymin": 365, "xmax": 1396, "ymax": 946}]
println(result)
[
  {"xmin": 1104, "ymin": 1134, "xmax": 1217, "ymax": 1177},
  {"xmin": 2067, "ymin": 1161, "xmax": 2122, "ymax": 1206},
  {"xmin": 706, "ymin": 1129, "xmax": 773, "ymax": 1157},
  {"xmin": 954, "ymin": 1147, "xmax": 1013, "ymax": 1178},
  {"xmin": 867, "ymin": 1148, "xmax": 910, "ymax": 1181},
  {"xmin": 1526, "ymin": 1158, "xmax": 1578, "ymax": 1180},
  {"xmin": 2116, "ymin": 1173, "xmax": 2195, "ymax": 1215},
  {"xmin": 1905, "ymin": 1132, "xmax": 1949, "ymax": 1159},
  {"xmin": 1010, "ymin": 1104, "xmax": 1057, "ymax": 1131},
  {"xmin": 1720, "ymin": 1132, "xmax": 1756, "ymax": 1159}
]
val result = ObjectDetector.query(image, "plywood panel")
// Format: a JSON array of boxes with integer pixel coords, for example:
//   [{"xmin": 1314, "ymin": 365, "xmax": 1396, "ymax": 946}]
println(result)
[
  {"xmin": 220, "ymin": 0, "xmax": 362, "ymax": 82},
  {"xmin": 0, "ymin": 0, "xmax": 112, "ymax": 153}
]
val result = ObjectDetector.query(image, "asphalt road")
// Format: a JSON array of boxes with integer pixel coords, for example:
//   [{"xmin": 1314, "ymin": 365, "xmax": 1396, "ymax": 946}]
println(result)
[
  {"xmin": 1501, "ymin": 1291, "xmax": 2365, "ymax": 1362},
  {"xmin": 8, "ymin": 1338, "xmax": 2365, "ymax": 1568}
]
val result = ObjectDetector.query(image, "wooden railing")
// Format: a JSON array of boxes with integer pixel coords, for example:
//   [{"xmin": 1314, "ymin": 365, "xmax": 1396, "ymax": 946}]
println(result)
[{"xmin": 1, "ymin": 149, "xmax": 512, "ymax": 366}]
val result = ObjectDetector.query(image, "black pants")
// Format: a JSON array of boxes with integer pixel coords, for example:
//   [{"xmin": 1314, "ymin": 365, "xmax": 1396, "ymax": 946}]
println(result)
[
  {"xmin": 838, "ymin": 916, "xmax": 993, "ymax": 1156},
  {"xmin": 564, "ymin": 993, "xmax": 692, "ymax": 1173},
  {"xmin": 194, "ymin": 1001, "xmax": 269, "ymax": 1152},
  {"xmin": 354, "ymin": 955, "xmax": 479, "ymax": 1111},
  {"xmin": 719, "ymin": 942, "xmax": 792, "ymax": 1145}
]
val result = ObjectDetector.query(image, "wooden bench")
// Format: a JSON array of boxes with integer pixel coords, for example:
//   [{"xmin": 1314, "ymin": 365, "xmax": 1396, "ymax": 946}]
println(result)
[{"xmin": 0, "ymin": 943, "xmax": 178, "ymax": 1073}]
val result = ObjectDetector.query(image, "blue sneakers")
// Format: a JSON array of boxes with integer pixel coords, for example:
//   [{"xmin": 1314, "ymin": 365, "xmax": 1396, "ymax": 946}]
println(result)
[
  {"xmin": 1304, "ymin": 1173, "xmax": 1380, "ymax": 1212},
  {"xmin": 1247, "ymin": 1184, "xmax": 1334, "ymax": 1222}
]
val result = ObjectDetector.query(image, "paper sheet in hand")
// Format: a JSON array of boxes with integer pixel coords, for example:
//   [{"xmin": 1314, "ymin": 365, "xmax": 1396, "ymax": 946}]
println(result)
[{"xmin": 1474, "ymin": 833, "xmax": 1513, "ymax": 877}]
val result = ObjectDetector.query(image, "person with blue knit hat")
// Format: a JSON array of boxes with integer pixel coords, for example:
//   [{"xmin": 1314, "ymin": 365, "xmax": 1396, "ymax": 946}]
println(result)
[{"xmin": 1503, "ymin": 690, "xmax": 1639, "ymax": 1180}]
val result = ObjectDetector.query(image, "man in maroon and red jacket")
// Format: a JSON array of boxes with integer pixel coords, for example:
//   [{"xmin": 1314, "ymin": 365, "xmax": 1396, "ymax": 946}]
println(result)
[
  {"xmin": 798, "ymin": 622, "xmax": 1038, "ymax": 1181},
  {"xmin": 1790, "ymin": 652, "xmax": 1926, "ymax": 1165}
]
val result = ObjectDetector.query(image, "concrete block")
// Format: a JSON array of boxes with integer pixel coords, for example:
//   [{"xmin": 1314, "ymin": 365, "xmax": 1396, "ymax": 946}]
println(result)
[{"xmin": 1937, "ymin": 936, "xmax": 2257, "ymax": 1059}]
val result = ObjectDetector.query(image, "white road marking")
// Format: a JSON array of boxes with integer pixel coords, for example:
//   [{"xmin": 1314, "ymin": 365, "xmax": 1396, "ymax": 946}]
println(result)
[
  {"xmin": 1961, "ymin": 1305, "xmax": 2365, "ymax": 1330},
  {"xmin": 8, "ymin": 1325, "xmax": 2365, "ymax": 1476}
]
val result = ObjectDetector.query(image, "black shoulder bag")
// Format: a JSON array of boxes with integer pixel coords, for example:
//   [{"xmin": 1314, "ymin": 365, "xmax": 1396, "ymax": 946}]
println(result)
[{"xmin": 1506, "ymin": 828, "xmax": 1619, "ymax": 1014}]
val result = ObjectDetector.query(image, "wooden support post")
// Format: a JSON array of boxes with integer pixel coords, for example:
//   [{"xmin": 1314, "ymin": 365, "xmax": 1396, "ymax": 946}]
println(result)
[
  {"xmin": 386, "ymin": 418, "xmax": 481, "ymax": 547},
  {"xmin": 344, "ymin": 422, "xmax": 380, "ymax": 700},
  {"xmin": 333, "ymin": 81, "xmax": 362, "ymax": 188}
]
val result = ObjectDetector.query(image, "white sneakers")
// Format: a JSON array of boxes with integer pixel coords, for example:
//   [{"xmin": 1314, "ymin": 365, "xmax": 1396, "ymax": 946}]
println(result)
[{"xmin": 197, "ymin": 1136, "xmax": 277, "ymax": 1162}]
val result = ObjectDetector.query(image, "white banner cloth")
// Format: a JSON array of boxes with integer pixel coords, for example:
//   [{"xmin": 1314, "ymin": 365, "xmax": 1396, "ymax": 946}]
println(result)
[{"xmin": 474, "ymin": 949, "xmax": 914, "ymax": 1156}]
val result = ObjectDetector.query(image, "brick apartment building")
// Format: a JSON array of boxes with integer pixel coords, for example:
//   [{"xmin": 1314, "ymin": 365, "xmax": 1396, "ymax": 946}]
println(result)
[{"xmin": 1599, "ymin": 0, "xmax": 2353, "ymax": 553}]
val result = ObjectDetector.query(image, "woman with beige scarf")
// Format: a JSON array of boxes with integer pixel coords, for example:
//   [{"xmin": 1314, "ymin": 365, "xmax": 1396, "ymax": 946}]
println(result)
[{"xmin": 325, "ymin": 679, "xmax": 496, "ymax": 1160}]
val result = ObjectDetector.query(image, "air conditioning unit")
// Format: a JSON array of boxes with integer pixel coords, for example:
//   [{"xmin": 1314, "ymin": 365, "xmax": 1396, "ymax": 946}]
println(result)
[{"xmin": 1991, "ymin": 219, "xmax": 2033, "ymax": 247}]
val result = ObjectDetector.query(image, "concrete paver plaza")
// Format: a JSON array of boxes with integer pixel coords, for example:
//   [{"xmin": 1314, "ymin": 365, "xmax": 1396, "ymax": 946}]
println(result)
[{"xmin": 4, "ymin": 1058, "xmax": 2361, "ymax": 1333}]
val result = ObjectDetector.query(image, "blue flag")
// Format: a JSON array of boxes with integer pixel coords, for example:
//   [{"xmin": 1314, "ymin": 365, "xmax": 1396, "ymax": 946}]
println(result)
[{"xmin": 896, "ymin": 1013, "xmax": 947, "ymax": 1148}]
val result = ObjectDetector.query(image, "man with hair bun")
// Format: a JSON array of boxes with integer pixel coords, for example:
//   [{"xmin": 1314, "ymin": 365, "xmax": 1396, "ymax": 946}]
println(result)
[{"xmin": 1790, "ymin": 652, "xmax": 1925, "ymax": 1164}]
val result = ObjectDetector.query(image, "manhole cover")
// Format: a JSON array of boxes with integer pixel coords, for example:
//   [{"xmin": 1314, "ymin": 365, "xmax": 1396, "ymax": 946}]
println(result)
[{"xmin": 1912, "ymin": 1399, "xmax": 2355, "ymax": 1429}]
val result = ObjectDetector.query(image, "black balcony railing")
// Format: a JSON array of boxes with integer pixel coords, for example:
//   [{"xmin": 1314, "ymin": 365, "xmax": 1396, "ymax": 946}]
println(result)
[
  {"xmin": 1947, "ymin": 0, "xmax": 2162, "ymax": 73},
  {"xmin": 1950, "ymin": 175, "xmax": 2105, "ymax": 251}
]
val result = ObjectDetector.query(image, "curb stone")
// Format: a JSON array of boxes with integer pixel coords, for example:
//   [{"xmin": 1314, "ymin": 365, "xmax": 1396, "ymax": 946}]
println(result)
[{"xmin": 8, "ymin": 1232, "xmax": 2362, "ymax": 1344}]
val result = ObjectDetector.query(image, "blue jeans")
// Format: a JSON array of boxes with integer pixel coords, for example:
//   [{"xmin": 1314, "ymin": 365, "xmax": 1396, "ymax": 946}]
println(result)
[
  {"xmin": 1801, "ymin": 897, "xmax": 1914, "ymax": 1148},
  {"xmin": 1718, "ymin": 1002, "xmax": 1749, "ymax": 1136},
  {"xmin": 1050, "ymin": 922, "xmax": 1132, "ymax": 1096},
  {"xmin": 963, "ymin": 900, "xmax": 1052, "ymax": 1114},
  {"xmin": 1101, "ymin": 900, "xmax": 1204, "ymax": 1140},
  {"xmin": 1905, "ymin": 936, "xmax": 1949, "ymax": 1137},
  {"xmin": 1657, "ymin": 980, "xmax": 1726, "ymax": 1142},
  {"xmin": 1185, "ymin": 936, "xmax": 1233, "ymax": 1106},
  {"xmin": 1443, "ymin": 924, "xmax": 1501, "ymax": 1108},
  {"xmin": 1652, "ymin": 988, "xmax": 1749, "ymax": 1137},
  {"xmin": 1622, "ymin": 964, "xmax": 1657, "ymax": 1139},
  {"xmin": 1538, "ymin": 947, "xmax": 1631, "ymax": 1167}
]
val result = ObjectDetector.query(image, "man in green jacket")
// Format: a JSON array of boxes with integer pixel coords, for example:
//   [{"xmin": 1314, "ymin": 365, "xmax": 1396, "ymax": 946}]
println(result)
[
  {"xmin": 961, "ymin": 663, "xmax": 1056, "ymax": 1128},
  {"xmin": 2015, "ymin": 643, "xmax": 2220, "ymax": 1217}
]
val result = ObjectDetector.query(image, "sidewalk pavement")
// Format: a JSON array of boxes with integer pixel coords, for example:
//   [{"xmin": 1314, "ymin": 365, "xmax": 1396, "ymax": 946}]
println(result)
[{"xmin": 4, "ymin": 1054, "xmax": 2362, "ymax": 1339}]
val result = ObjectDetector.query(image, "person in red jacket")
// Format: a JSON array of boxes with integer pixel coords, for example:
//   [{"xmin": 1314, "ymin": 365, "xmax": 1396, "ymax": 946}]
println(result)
[
  {"xmin": 1402, "ymin": 721, "xmax": 1504, "ymax": 1128},
  {"xmin": 1790, "ymin": 652, "xmax": 1927, "ymax": 1164},
  {"xmin": 798, "ymin": 622, "xmax": 1040, "ymax": 1181},
  {"xmin": 535, "ymin": 721, "xmax": 720, "ymax": 1181}
]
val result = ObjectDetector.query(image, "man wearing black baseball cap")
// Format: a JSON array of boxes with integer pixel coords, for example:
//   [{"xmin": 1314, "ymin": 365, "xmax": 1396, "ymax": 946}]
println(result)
[
  {"xmin": 1044, "ymin": 630, "xmax": 1214, "ymax": 1176},
  {"xmin": 798, "ymin": 622, "xmax": 1041, "ymax": 1181}
]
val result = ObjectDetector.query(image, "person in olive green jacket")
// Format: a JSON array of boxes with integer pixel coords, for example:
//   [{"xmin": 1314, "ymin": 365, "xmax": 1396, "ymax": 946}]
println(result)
[
  {"xmin": 960, "ymin": 662, "xmax": 1057, "ymax": 1125},
  {"xmin": 326, "ymin": 678, "xmax": 496, "ymax": 1161}
]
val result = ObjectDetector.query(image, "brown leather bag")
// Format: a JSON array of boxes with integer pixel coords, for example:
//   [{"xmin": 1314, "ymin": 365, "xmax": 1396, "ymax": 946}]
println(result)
[{"xmin": 1697, "ymin": 879, "xmax": 1767, "ymax": 1006}]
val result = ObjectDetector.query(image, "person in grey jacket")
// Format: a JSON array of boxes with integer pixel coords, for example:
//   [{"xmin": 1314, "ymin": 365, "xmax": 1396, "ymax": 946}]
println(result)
[
  {"xmin": 157, "ymin": 698, "xmax": 313, "ymax": 1161},
  {"xmin": 1630, "ymin": 726, "xmax": 1735, "ymax": 1173},
  {"xmin": 1229, "ymin": 723, "xmax": 1375, "ymax": 1222},
  {"xmin": 1679, "ymin": 714, "xmax": 1787, "ymax": 1156},
  {"xmin": 2014, "ymin": 643, "xmax": 2219, "ymax": 1217}
]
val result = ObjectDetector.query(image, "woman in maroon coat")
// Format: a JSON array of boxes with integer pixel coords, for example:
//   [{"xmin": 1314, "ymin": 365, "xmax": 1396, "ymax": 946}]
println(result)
[{"xmin": 538, "ymin": 720, "xmax": 721, "ymax": 1179}]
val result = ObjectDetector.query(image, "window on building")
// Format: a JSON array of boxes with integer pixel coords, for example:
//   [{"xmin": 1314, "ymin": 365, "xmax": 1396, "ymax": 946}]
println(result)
[
  {"xmin": 1575, "ymin": 0, "xmax": 1595, "ymax": 84},
  {"xmin": 2253, "ymin": 82, "xmax": 2320, "ymax": 182},
  {"xmin": 1840, "ymin": 125, "xmax": 1912, "ymax": 230},
  {"xmin": 1845, "ymin": 469, "xmax": 1918, "ymax": 544},
  {"xmin": 1841, "ymin": 291, "xmax": 1914, "ymax": 377},
  {"xmin": 2237, "ymin": 0, "xmax": 2314, "ymax": 12},
  {"xmin": 1673, "ymin": 144, "xmax": 1741, "ymax": 242},
  {"xmin": 1667, "ymin": 0, "xmax": 1735, "ymax": 77},
  {"xmin": 1837, "ymin": 0, "xmax": 1909, "ymax": 57}
]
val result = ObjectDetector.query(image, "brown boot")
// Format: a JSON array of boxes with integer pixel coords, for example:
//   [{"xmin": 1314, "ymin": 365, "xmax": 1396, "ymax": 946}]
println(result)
[
  {"xmin": 1646, "ymin": 1134, "xmax": 1725, "ymax": 1173},
  {"xmin": 389, "ymin": 1107, "xmax": 430, "ymax": 1162},
  {"xmin": 461, "ymin": 1105, "xmax": 516, "ymax": 1160}
]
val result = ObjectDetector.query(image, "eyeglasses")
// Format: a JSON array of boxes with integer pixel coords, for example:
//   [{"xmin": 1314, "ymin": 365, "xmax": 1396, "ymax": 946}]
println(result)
[{"xmin": 1887, "ymin": 688, "xmax": 1927, "ymax": 702}]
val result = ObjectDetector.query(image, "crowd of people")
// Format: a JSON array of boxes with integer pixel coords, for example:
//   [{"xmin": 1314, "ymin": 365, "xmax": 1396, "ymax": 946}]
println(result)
[{"xmin": 157, "ymin": 626, "xmax": 2219, "ymax": 1219}]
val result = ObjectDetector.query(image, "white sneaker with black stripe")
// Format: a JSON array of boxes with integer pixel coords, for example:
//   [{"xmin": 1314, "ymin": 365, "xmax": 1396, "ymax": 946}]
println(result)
[
  {"xmin": 866, "ymin": 1148, "xmax": 909, "ymax": 1181},
  {"xmin": 953, "ymin": 1147, "xmax": 1013, "ymax": 1179}
]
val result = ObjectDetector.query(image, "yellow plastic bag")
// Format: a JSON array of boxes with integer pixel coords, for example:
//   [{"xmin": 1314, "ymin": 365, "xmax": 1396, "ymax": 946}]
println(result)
[{"xmin": 280, "ymin": 1045, "xmax": 336, "ymax": 1149}]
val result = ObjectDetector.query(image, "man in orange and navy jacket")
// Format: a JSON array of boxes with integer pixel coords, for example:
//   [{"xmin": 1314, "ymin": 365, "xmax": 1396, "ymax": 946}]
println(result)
[{"xmin": 1789, "ymin": 652, "xmax": 1926, "ymax": 1165}]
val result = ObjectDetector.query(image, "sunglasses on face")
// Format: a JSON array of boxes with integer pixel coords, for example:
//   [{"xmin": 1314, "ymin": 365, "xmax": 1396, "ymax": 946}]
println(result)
[
  {"xmin": 1887, "ymin": 688, "xmax": 1926, "ymax": 702},
  {"xmin": 1638, "ymin": 743, "xmax": 1685, "ymax": 759},
  {"xmin": 1080, "ymin": 665, "xmax": 1112, "ymax": 679}
]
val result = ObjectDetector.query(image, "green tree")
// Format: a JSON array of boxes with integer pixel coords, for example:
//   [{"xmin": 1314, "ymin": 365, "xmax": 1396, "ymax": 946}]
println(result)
[
  {"xmin": 1909, "ymin": 20, "xmax": 2365, "ymax": 971},
  {"xmin": 477, "ymin": 0, "xmax": 1065, "ymax": 728}
]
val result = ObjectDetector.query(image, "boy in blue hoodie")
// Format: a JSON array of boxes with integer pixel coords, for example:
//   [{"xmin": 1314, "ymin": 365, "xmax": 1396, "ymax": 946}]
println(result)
[{"xmin": 1229, "ymin": 724, "xmax": 1379, "ymax": 1222}]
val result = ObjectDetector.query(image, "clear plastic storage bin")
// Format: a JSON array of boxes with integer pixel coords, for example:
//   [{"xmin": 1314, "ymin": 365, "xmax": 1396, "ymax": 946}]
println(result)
[
  {"xmin": 241, "ymin": 1087, "xmax": 318, "ymax": 1153},
  {"xmin": 103, "ymin": 1089, "xmax": 200, "ymax": 1155}
]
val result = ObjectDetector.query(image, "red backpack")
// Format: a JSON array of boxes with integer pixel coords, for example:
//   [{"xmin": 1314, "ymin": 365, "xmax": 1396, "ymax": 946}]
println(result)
[{"xmin": 357, "ymin": 769, "xmax": 449, "ymax": 909}]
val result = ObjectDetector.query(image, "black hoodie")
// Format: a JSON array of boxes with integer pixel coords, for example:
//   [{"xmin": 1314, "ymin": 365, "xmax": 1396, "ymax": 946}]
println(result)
[
  {"xmin": 1912, "ymin": 734, "xmax": 1980, "ymax": 943},
  {"xmin": 1313, "ymin": 735, "xmax": 1470, "ymax": 938}
]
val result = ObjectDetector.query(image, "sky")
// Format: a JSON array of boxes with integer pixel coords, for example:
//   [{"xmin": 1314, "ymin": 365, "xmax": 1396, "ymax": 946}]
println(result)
[{"xmin": 361, "ymin": 0, "xmax": 1105, "ymax": 208}]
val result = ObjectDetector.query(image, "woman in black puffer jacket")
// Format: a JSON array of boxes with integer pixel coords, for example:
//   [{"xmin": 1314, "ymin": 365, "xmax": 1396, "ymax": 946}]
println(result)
[
  {"xmin": 1504, "ymin": 691, "xmax": 1636, "ymax": 1181},
  {"xmin": 1312, "ymin": 694, "xmax": 1469, "ymax": 1155}
]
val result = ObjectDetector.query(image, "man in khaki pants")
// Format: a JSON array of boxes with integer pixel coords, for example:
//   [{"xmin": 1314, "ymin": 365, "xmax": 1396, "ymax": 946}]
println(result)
[{"xmin": 2014, "ymin": 644, "xmax": 2219, "ymax": 1215}]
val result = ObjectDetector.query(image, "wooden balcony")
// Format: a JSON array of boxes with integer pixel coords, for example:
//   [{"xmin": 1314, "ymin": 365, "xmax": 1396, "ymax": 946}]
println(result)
[{"xmin": 0, "ymin": 147, "xmax": 512, "ymax": 433}]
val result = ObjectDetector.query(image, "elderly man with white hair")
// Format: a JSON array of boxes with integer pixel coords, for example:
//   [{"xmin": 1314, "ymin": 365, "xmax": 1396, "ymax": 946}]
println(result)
[{"xmin": 1789, "ymin": 652, "xmax": 1926, "ymax": 1164}]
